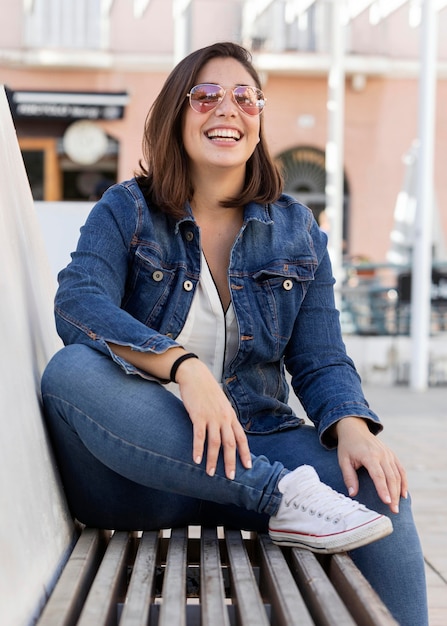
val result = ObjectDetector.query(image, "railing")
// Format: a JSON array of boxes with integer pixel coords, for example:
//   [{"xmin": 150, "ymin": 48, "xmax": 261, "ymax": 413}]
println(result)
[{"xmin": 340, "ymin": 262, "xmax": 447, "ymax": 336}]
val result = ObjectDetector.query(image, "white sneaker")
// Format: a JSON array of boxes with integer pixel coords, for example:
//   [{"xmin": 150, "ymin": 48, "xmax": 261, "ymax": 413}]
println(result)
[{"xmin": 268, "ymin": 465, "xmax": 393, "ymax": 553}]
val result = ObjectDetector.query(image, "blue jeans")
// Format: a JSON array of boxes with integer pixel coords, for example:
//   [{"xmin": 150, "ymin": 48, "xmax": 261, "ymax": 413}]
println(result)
[{"xmin": 41, "ymin": 344, "xmax": 428, "ymax": 626}]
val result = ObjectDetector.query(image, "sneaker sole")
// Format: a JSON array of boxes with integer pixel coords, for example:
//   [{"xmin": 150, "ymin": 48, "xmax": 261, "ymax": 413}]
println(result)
[{"xmin": 268, "ymin": 515, "xmax": 393, "ymax": 554}]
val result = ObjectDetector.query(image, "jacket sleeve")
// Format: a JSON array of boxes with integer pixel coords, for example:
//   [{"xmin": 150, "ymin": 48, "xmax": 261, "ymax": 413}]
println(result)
[
  {"xmin": 54, "ymin": 185, "xmax": 179, "ymax": 376},
  {"xmin": 284, "ymin": 220, "xmax": 382, "ymax": 448}
]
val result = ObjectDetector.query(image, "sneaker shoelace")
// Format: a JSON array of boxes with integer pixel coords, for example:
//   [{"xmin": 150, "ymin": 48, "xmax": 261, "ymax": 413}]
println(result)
[{"xmin": 284, "ymin": 481, "xmax": 363, "ymax": 525}]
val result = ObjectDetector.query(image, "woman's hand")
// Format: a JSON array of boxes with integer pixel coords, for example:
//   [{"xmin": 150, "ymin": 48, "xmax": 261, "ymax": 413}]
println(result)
[
  {"xmin": 107, "ymin": 343, "xmax": 252, "ymax": 479},
  {"xmin": 176, "ymin": 357, "xmax": 252, "ymax": 480},
  {"xmin": 334, "ymin": 417, "xmax": 408, "ymax": 513}
]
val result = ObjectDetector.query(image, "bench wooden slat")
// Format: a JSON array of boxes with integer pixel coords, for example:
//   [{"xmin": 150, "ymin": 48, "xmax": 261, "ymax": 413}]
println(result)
[
  {"xmin": 225, "ymin": 530, "xmax": 270, "ymax": 626},
  {"xmin": 77, "ymin": 531, "xmax": 132, "ymax": 626},
  {"xmin": 200, "ymin": 527, "xmax": 231, "ymax": 626},
  {"xmin": 37, "ymin": 528, "xmax": 110, "ymax": 626},
  {"xmin": 289, "ymin": 548, "xmax": 357, "ymax": 626},
  {"xmin": 329, "ymin": 553, "xmax": 399, "ymax": 626},
  {"xmin": 158, "ymin": 527, "xmax": 188, "ymax": 626},
  {"xmin": 257, "ymin": 534, "xmax": 314, "ymax": 626},
  {"xmin": 119, "ymin": 531, "xmax": 159, "ymax": 626}
]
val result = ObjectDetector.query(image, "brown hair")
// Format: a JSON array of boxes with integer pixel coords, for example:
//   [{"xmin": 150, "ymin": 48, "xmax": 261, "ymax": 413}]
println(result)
[{"xmin": 136, "ymin": 42, "xmax": 283, "ymax": 218}]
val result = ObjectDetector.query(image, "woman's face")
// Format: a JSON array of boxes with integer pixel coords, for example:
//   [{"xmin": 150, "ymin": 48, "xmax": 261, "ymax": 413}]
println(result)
[{"xmin": 182, "ymin": 57, "xmax": 261, "ymax": 179}]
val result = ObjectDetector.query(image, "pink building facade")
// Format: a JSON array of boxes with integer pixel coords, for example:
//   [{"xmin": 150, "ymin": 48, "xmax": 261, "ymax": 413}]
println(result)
[{"xmin": 1, "ymin": 0, "xmax": 447, "ymax": 262}]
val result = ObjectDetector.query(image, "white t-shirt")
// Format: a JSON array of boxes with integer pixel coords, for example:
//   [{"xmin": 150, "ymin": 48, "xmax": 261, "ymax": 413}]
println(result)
[{"xmin": 166, "ymin": 252, "xmax": 239, "ymax": 398}]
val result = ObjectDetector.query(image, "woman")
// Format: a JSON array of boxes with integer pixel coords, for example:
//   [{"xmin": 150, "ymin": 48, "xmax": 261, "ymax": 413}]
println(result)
[{"xmin": 41, "ymin": 42, "xmax": 428, "ymax": 624}]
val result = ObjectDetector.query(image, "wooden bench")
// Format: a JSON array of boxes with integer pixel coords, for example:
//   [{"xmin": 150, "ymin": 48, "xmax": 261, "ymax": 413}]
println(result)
[
  {"xmin": 37, "ymin": 526, "xmax": 398, "ymax": 626},
  {"xmin": 0, "ymin": 86, "xmax": 397, "ymax": 626}
]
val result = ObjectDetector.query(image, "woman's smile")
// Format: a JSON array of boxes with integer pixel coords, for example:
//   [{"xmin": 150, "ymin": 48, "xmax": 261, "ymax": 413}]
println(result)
[{"xmin": 205, "ymin": 126, "xmax": 242, "ymax": 143}]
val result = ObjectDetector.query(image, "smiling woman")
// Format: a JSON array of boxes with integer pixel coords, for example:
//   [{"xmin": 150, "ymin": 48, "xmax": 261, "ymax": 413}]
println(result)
[
  {"xmin": 41, "ymin": 42, "xmax": 428, "ymax": 626},
  {"xmin": 135, "ymin": 42, "xmax": 281, "ymax": 219}
]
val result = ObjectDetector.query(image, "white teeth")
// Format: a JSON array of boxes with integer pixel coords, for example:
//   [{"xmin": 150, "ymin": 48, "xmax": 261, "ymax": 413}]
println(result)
[{"xmin": 207, "ymin": 128, "xmax": 241, "ymax": 140}]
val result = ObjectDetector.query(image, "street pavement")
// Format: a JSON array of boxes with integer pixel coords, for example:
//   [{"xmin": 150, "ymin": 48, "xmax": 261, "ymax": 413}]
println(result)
[{"xmin": 363, "ymin": 383, "xmax": 447, "ymax": 626}]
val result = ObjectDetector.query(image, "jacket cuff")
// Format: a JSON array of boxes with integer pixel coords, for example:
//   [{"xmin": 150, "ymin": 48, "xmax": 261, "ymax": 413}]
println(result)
[{"xmin": 318, "ymin": 403, "xmax": 382, "ymax": 449}]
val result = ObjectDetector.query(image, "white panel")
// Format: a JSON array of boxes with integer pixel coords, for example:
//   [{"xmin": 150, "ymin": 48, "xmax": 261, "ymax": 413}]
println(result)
[
  {"xmin": 0, "ymin": 86, "xmax": 74, "ymax": 626},
  {"xmin": 35, "ymin": 201, "xmax": 94, "ymax": 279}
]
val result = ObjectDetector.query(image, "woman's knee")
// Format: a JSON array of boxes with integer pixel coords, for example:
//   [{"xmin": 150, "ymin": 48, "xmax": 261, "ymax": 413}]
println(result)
[
  {"xmin": 42, "ymin": 344, "xmax": 106, "ymax": 386},
  {"xmin": 42, "ymin": 344, "xmax": 136, "ymax": 411}
]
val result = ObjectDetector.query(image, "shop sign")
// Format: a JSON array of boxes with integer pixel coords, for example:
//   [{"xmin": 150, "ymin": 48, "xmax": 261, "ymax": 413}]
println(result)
[{"xmin": 6, "ymin": 89, "xmax": 129, "ymax": 121}]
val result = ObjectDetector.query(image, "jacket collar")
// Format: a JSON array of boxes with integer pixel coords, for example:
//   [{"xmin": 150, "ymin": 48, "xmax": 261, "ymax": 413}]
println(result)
[{"xmin": 174, "ymin": 201, "xmax": 273, "ymax": 234}]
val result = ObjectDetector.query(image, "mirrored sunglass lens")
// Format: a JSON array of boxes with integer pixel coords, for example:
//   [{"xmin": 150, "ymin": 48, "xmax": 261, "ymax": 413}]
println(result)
[
  {"xmin": 190, "ymin": 84, "xmax": 223, "ymax": 112},
  {"xmin": 234, "ymin": 87, "xmax": 265, "ymax": 114}
]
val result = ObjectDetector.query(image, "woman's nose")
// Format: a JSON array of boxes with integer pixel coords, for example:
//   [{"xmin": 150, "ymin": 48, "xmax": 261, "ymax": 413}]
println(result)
[{"xmin": 215, "ymin": 89, "xmax": 238, "ymax": 115}]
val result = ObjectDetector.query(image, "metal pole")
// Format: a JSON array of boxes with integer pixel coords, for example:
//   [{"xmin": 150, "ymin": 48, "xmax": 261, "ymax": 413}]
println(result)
[
  {"xmin": 410, "ymin": 0, "xmax": 438, "ymax": 390},
  {"xmin": 325, "ymin": 0, "xmax": 345, "ymax": 302}
]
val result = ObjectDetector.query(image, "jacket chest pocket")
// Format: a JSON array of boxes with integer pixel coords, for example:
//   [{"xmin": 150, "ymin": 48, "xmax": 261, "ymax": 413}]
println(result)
[
  {"xmin": 250, "ymin": 262, "xmax": 316, "ymax": 350},
  {"xmin": 253, "ymin": 261, "xmax": 316, "ymax": 296},
  {"xmin": 123, "ymin": 248, "xmax": 179, "ymax": 327}
]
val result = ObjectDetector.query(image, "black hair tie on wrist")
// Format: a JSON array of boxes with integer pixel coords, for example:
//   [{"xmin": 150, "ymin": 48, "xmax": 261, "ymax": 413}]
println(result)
[{"xmin": 170, "ymin": 352, "xmax": 199, "ymax": 383}]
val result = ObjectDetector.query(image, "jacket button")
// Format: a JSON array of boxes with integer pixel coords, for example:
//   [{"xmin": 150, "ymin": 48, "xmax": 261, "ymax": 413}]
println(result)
[
  {"xmin": 152, "ymin": 270, "xmax": 164, "ymax": 282},
  {"xmin": 183, "ymin": 280, "xmax": 193, "ymax": 291},
  {"xmin": 283, "ymin": 279, "xmax": 293, "ymax": 291},
  {"xmin": 185, "ymin": 231, "xmax": 194, "ymax": 242}
]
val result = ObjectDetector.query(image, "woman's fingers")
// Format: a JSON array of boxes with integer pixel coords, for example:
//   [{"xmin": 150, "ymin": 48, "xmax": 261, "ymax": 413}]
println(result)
[
  {"xmin": 335, "ymin": 416, "xmax": 408, "ymax": 514},
  {"xmin": 192, "ymin": 422, "xmax": 206, "ymax": 466},
  {"xmin": 204, "ymin": 423, "xmax": 223, "ymax": 477},
  {"xmin": 220, "ymin": 425, "xmax": 237, "ymax": 479},
  {"xmin": 176, "ymin": 359, "xmax": 251, "ymax": 479},
  {"xmin": 221, "ymin": 420, "xmax": 252, "ymax": 479},
  {"xmin": 177, "ymin": 359, "xmax": 252, "ymax": 479},
  {"xmin": 192, "ymin": 414, "xmax": 252, "ymax": 479},
  {"xmin": 234, "ymin": 424, "xmax": 253, "ymax": 471}
]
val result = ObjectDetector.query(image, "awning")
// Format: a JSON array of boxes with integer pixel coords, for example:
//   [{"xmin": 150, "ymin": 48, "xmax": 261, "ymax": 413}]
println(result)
[{"xmin": 5, "ymin": 88, "xmax": 129, "ymax": 121}]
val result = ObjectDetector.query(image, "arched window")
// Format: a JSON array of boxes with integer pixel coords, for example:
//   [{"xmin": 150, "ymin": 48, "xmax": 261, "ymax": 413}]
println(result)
[{"xmin": 276, "ymin": 145, "xmax": 350, "ymax": 251}]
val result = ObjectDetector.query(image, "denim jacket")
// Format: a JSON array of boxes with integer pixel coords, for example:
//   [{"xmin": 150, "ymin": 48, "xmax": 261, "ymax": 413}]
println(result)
[{"xmin": 55, "ymin": 178, "xmax": 381, "ymax": 446}]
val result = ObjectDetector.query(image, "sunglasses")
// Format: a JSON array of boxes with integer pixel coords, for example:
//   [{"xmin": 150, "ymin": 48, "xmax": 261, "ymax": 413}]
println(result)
[{"xmin": 186, "ymin": 83, "xmax": 266, "ymax": 116}]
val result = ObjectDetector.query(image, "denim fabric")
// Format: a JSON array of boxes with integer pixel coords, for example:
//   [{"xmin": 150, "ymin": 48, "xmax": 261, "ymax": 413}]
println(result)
[
  {"xmin": 54, "ymin": 178, "xmax": 381, "ymax": 445},
  {"xmin": 41, "ymin": 344, "xmax": 428, "ymax": 626}
]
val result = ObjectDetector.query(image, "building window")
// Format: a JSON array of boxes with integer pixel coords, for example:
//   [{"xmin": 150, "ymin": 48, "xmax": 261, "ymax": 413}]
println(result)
[
  {"xmin": 24, "ymin": 0, "xmax": 105, "ymax": 50},
  {"xmin": 276, "ymin": 145, "xmax": 350, "ymax": 250}
]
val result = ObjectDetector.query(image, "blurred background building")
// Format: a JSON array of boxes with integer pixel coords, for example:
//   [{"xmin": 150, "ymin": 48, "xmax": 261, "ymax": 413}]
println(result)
[{"xmin": 1, "ymin": 0, "xmax": 447, "ymax": 365}]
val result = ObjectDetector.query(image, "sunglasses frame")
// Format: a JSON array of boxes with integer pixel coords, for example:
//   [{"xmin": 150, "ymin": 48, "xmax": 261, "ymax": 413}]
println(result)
[{"xmin": 186, "ymin": 83, "xmax": 266, "ymax": 116}]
